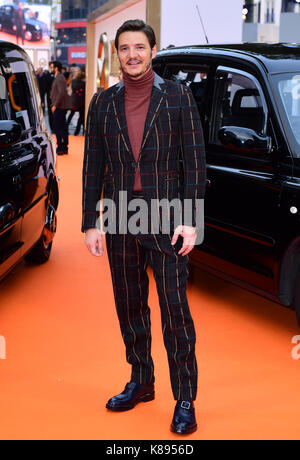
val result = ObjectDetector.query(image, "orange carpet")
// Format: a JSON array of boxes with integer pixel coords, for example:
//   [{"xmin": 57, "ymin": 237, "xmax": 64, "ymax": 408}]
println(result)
[{"xmin": 1, "ymin": 135, "xmax": 300, "ymax": 440}]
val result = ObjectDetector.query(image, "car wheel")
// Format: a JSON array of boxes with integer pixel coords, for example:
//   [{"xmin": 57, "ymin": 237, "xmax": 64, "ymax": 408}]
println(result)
[
  {"xmin": 24, "ymin": 237, "xmax": 52, "ymax": 264},
  {"xmin": 291, "ymin": 269, "xmax": 300, "ymax": 328},
  {"xmin": 24, "ymin": 186, "xmax": 57, "ymax": 264}
]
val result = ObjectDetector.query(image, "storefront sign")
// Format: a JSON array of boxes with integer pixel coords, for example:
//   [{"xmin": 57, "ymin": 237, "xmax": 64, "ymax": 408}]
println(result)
[{"xmin": 68, "ymin": 46, "xmax": 86, "ymax": 65}]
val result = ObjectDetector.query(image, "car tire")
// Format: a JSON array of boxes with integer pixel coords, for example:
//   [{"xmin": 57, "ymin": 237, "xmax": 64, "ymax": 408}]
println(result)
[
  {"xmin": 291, "ymin": 269, "xmax": 300, "ymax": 328},
  {"xmin": 24, "ymin": 237, "xmax": 52, "ymax": 264},
  {"xmin": 24, "ymin": 183, "xmax": 57, "ymax": 265}
]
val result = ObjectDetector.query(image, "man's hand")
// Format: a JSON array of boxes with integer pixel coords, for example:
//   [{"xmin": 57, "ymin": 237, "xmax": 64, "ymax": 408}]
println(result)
[
  {"xmin": 51, "ymin": 105, "xmax": 56, "ymax": 114},
  {"xmin": 85, "ymin": 228, "xmax": 104, "ymax": 257},
  {"xmin": 171, "ymin": 225, "xmax": 197, "ymax": 257}
]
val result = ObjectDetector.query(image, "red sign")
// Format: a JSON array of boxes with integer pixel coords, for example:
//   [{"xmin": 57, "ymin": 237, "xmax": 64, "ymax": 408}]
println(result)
[
  {"xmin": 68, "ymin": 46, "xmax": 86, "ymax": 65},
  {"xmin": 55, "ymin": 21, "xmax": 87, "ymax": 29}
]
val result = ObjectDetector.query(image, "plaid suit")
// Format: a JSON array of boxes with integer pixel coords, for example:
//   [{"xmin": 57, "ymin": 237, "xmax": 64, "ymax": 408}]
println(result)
[{"xmin": 82, "ymin": 73, "xmax": 206, "ymax": 400}]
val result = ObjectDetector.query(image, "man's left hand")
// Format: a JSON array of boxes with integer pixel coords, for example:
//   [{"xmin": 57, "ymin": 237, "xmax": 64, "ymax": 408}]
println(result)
[
  {"xmin": 171, "ymin": 225, "xmax": 197, "ymax": 256},
  {"xmin": 51, "ymin": 105, "xmax": 56, "ymax": 114}
]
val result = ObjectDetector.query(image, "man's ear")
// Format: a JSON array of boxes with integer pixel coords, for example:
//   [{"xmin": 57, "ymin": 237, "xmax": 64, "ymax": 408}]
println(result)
[{"xmin": 151, "ymin": 45, "xmax": 157, "ymax": 60}]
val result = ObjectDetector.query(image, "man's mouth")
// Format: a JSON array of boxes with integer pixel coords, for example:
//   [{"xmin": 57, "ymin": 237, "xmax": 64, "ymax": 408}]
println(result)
[{"xmin": 127, "ymin": 61, "xmax": 142, "ymax": 66}]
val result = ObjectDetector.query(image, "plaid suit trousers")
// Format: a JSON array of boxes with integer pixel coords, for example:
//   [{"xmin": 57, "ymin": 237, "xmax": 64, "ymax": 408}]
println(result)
[{"xmin": 105, "ymin": 193, "xmax": 198, "ymax": 401}]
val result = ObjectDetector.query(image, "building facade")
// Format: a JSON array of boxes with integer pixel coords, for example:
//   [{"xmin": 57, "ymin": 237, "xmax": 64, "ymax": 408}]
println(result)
[
  {"xmin": 242, "ymin": 0, "xmax": 300, "ymax": 42},
  {"xmin": 53, "ymin": 0, "xmax": 110, "ymax": 65}
]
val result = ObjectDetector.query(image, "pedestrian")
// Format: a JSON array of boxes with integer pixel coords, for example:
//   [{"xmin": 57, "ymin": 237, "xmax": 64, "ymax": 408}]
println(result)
[
  {"xmin": 13, "ymin": 2, "xmax": 26, "ymax": 46},
  {"xmin": 50, "ymin": 61, "xmax": 69, "ymax": 155},
  {"xmin": 81, "ymin": 20, "xmax": 206, "ymax": 434},
  {"xmin": 46, "ymin": 63, "xmax": 55, "ymax": 132},
  {"xmin": 67, "ymin": 68, "xmax": 85, "ymax": 136},
  {"xmin": 36, "ymin": 68, "xmax": 48, "ymax": 112}
]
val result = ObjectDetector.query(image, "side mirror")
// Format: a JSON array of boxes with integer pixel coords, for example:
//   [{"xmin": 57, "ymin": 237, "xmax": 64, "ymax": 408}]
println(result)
[
  {"xmin": 0, "ymin": 120, "xmax": 22, "ymax": 147},
  {"xmin": 218, "ymin": 126, "xmax": 272, "ymax": 154}
]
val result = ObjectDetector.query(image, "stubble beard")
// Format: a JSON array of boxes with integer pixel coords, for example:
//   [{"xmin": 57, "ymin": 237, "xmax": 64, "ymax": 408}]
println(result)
[{"xmin": 121, "ymin": 56, "xmax": 152, "ymax": 80}]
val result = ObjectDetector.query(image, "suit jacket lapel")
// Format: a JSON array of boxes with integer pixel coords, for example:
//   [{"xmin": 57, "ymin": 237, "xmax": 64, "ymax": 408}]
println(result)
[
  {"xmin": 111, "ymin": 81, "xmax": 132, "ymax": 154},
  {"xmin": 111, "ymin": 72, "xmax": 167, "ymax": 160},
  {"xmin": 140, "ymin": 73, "xmax": 167, "ymax": 154}
]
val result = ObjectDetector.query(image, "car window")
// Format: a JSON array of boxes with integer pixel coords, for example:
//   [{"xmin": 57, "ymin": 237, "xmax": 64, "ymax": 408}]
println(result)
[
  {"xmin": 164, "ymin": 65, "xmax": 210, "ymax": 114},
  {"xmin": 272, "ymin": 73, "xmax": 300, "ymax": 157},
  {"xmin": 210, "ymin": 68, "xmax": 267, "ymax": 145},
  {"xmin": 2, "ymin": 59, "xmax": 36, "ymax": 131}
]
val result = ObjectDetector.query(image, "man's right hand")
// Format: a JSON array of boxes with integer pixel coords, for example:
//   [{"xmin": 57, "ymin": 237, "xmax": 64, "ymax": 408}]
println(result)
[{"xmin": 84, "ymin": 228, "xmax": 104, "ymax": 257}]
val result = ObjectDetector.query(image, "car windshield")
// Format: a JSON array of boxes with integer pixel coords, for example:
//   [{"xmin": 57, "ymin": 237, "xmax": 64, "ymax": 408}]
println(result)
[{"xmin": 272, "ymin": 72, "xmax": 300, "ymax": 157}]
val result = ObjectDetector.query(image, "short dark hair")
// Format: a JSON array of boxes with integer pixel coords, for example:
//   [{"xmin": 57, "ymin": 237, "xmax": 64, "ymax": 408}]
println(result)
[
  {"xmin": 53, "ymin": 61, "xmax": 62, "ymax": 72},
  {"xmin": 115, "ymin": 20, "xmax": 156, "ymax": 50}
]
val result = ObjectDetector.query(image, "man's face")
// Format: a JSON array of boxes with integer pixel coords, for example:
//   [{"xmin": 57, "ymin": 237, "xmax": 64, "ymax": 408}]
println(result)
[
  {"xmin": 49, "ymin": 63, "xmax": 55, "ymax": 75},
  {"xmin": 117, "ymin": 31, "xmax": 157, "ymax": 79}
]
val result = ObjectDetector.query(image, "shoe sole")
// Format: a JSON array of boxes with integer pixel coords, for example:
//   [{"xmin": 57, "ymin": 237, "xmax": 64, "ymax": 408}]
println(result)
[
  {"xmin": 170, "ymin": 423, "xmax": 197, "ymax": 435},
  {"xmin": 106, "ymin": 392, "xmax": 155, "ymax": 412}
]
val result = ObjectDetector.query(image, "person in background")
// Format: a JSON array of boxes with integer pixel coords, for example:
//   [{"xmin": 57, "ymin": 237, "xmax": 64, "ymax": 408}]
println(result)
[
  {"xmin": 67, "ymin": 68, "xmax": 86, "ymax": 136},
  {"xmin": 13, "ymin": 2, "xmax": 26, "ymax": 46},
  {"xmin": 62, "ymin": 67, "xmax": 70, "ymax": 81},
  {"xmin": 36, "ymin": 68, "xmax": 48, "ymax": 113},
  {"xmin": 45, "ymin": 62, "xmax": 55, "ymax": 132},
  {"xmin": 50, "ymin": 61, "xmax": 69, "ymax": 155}
]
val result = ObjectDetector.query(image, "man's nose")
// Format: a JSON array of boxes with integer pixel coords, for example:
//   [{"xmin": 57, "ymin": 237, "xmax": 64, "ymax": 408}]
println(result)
[{"xmin": 128, "ymin": 47, "xmax": 138, "ymax": 59}]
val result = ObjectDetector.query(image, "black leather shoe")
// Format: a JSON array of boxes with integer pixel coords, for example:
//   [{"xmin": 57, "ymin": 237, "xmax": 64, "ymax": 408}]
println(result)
[
  {"xmin": 171, "ymin": 400, "xmax": 197, "ymax": 434},
  {"xmin": 106, "ymin": 382, "xmax": 155, "ymax": 412}
]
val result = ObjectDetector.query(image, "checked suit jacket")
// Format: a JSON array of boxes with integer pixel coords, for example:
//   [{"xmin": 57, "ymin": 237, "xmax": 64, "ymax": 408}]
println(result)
[{"xmin": 81, "ymin": 72, "xmax": 206, "ymax": 234}]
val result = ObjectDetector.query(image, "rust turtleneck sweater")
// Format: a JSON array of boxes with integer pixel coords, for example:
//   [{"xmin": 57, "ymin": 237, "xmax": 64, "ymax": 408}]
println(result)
[{"xmin": 123, "ymin": 67, "xmax": 154, "ymax": 191}]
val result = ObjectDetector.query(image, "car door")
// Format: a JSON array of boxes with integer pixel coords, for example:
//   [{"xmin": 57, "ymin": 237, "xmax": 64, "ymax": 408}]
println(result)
[
  {"xmin": 0, "ymin": 72, "xmax": 23, "ymax": 276},
  {"xmin": 4, "ymin": 50, "xmax": 48, "ymax": 254},
  {"xmin": 202, "ymin": 65, "xmax": 283, "ymax": 293},
  {"xmin": 0, "ymin": 150, "xmax": 23, "ymax": 275}
]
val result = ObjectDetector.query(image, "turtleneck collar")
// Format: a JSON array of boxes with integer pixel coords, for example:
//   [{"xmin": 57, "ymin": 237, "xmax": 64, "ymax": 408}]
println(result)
[{"xmin": 123, "ymin": 67, "xmax": 154, "ymax": 97}]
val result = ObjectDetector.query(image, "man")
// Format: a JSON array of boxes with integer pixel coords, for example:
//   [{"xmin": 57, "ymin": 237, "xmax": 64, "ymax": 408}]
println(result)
[
  {"xmin": 50, "ymin": 61, "xmax": 69, "ymax": 155},
  {"xmin": 82, "ymin": 20, "xmax": 206, "ymax": 434},
  {"xmin": 13, "ymin": 2, "xmax": 26, "ymax": 46}
]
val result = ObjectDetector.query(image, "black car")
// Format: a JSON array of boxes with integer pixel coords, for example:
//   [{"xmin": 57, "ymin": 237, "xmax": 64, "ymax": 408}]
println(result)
[
  {"xmin": 0, "ymin": 5, "xmax": 48, "ymax": 41},
  {"xmin": 153, "ymin": 43, "xmax": 300, "ymax": 326},
  {"xmin": 0, "ymin": 41, "xmax": 58, "ymax": 281}
]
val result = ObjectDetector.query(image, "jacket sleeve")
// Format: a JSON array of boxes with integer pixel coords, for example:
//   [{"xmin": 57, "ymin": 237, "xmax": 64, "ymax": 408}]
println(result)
[
  {"xmin": 81, "ymin": 92, "xmax": 107, "ymax": 233},
  {"xmin": 179, "ymin": 84, "xmax": 206, "ymax": 228},
  {"xmin": 51, "ymin": 75, "xmax": 66, "ymax": 107}
]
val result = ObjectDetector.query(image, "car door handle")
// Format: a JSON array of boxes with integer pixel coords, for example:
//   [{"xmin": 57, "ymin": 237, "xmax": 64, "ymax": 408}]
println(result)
[{"xmin": 12, "ymin": 174, "xmax": 22, "ymax": 191}]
